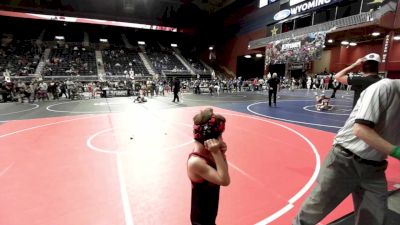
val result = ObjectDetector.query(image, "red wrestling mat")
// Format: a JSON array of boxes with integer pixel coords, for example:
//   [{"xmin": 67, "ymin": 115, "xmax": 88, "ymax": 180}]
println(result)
[{"xmin": 0, "ymin": 106, "xmax": 398, "ymax": 225}]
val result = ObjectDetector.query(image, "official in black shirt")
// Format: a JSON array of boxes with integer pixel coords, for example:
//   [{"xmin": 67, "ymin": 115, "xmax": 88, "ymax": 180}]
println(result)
[
  {"xmin": 267, "ymin": 73, "xmax": 280, "ymax": 107},
  {"xmin": 334, "ymin": 53, "xmax": 381, "ymax": 108},
  {"xmin": 172, "ymin": 78, "xmax": 180, "ymax": 103}
]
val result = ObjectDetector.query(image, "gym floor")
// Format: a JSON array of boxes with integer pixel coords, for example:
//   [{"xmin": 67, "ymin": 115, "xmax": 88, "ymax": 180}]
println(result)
[{"xmin": 0, "ymin": 89, "xmax": 399, "ymax": 225}]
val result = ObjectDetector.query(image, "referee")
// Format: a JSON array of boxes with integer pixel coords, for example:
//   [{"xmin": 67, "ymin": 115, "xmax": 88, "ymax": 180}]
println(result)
[
  {"xmin": 335, "ymin": 53, "xmax": 381, "ymax": 107},
  {"xmin": 172, "ymin": 78, "xmax": 180, "ymax": 103},
  {"xmin": 267, "ymin": 73, "xmax": 280, "ymax": 107},
  {"xmin": 293, "ymin": 79, "xmax": 400, "ymax": 225}
]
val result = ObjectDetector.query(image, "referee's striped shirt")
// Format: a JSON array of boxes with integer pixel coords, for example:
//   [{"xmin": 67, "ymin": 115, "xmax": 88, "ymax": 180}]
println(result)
[{"xmin": 334, "ymin": 79, "xmax": 400, "ymax": 161}]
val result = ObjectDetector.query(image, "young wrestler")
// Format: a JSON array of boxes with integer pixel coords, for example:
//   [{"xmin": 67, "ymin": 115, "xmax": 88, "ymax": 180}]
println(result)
[
  {"xmin": 187, "ymin": 108, "xmax": 230, "ymax": 225},
  {"xmin": 315, "ymin": 92, "xmax": 332, "ymax": 111}
]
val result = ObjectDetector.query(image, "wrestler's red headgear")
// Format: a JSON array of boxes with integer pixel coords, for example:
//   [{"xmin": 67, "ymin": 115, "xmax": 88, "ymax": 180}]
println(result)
[{"xmin": 193, "ymin": 113, "xmax": 225, "ymax": 144}]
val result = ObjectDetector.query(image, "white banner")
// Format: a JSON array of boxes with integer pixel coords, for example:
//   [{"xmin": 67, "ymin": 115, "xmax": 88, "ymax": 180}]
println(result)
[{"xmin": 282, "ymin": 41, "xmax": 301, "ymax": 51}]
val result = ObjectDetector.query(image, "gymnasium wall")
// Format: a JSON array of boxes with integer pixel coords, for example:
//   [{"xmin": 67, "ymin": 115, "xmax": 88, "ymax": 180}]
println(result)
[
  {"xmin": 387, "ymin": 39, "xmax": 400, "ymax": 78},
  {"xmin": 209, "ymin": 1, "xmax": 279, "ymax": 75},
  {"xmin": 327, "ymin": 41, "xmax": 383, "ymax": 73},
  {"xmin": 217, "ymin": 28, "xmax": 265, "ymax": 74},
  {"xmin": 313, "ymin": 50, "xmax": 332, "ymax": 74}
]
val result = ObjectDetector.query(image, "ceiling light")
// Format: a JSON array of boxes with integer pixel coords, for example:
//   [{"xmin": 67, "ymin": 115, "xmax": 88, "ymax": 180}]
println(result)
[
  {"xmin": 171, "ymin": 43, "xmax": 178, "ymax": 47},
  {"xmin": 256, "ymin": 54, "xmax": 263, "ymax": 58},
  {"xmin": 99, "ymin": 38, "xmax": 108, "ymax": 43},
  {"xmin": 327, "ymin": 39, "xmax": 333, "ymax": 43},
  {"xmin": 138, "ymin": 41, "xmax": 146, "ymax": 45},
  {"xmin": 55, "ymin": 36, "xmax": 64, "ymax": 40},
  {"xmin": 372, "ymin": 32, "xmax": 380, "ymax": 37},
  {"xmin": 394, "ymin": 36, "xmax": 400, "ymax": 41},
  {"xmin": 209, "ymin": 46, "xmax": 214, "ymax": 50},
  {"xmin": 341, "ymin": 41, "xmax": 349, "ymax": 45},
  {"xmin": 349, "ymin": 42, "xmax": 357, "ymax": 46},
  {"xmin": 244, "ymin": 55, "xmax": 251, "ymax": 58}
]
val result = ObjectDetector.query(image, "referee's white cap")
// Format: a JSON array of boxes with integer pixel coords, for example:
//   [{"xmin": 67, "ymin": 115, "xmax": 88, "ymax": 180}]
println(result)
[{"xmin": 363, "ymin": 53, "xmax": 381, "ymax": 63}]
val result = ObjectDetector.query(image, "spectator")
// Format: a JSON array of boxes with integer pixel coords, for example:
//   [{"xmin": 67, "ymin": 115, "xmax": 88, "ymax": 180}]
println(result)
[
  {"xmin": 172, "ymin": 78, "xmax": 180, "ymax": 103},
  {"xmin": 323, "ymin": 76, "xmax": 330, "ymax": 90},
  {"xmin": 330, "ymin": 78, "xmax": 339, "ymax": 98}
]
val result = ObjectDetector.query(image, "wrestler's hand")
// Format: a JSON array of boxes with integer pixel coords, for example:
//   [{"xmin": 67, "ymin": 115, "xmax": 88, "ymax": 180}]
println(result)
[
  {"xmin": 220, "ymin": 141, "xmax": 227, "ymax": 154},
  {"xmin": 204, "ymin": 139, "xmax": 221, "ymax": 153}
]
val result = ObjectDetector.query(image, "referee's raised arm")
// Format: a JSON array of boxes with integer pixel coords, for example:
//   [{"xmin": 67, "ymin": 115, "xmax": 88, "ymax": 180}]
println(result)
[
  {"xmin": 334, "ymin": 58, "xmax": 363, "ymax": 85},
  {"xmin": 335, "ymin": 53, "xmax": 382, "ymax": 107}
]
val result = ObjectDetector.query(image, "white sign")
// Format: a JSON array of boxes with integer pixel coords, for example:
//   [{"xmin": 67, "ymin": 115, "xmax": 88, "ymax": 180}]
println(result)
[
  {"xmin": 282, "ymin": 41, "xmax": 301, "ymax": 51},
  {"xmin": 289, "ymin": 63, "xmax": 304, "ymax": 70},
  {"xmin": 290, "ymin": 0, "xmax": 307, "ymax": 6},
  {"xmin": 259, "ymin": 0, "xmax": 269, "ymax": 8},
  {"xmin": 382, "ymin": 34, "xmax": 390, "ymax": 63},
  {"xmin": 274, "ymin": 0, "xmax": 334, "ymax": 20},
  {"xmin": 291, "ymin": 0, "xmax": 332, "ymax": 15}
]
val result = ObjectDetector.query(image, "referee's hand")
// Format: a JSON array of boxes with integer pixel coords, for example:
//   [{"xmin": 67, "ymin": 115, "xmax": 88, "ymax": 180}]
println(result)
[{"xmin": 352, "ymin": 58, "xmax": 363, "ymax": 67}]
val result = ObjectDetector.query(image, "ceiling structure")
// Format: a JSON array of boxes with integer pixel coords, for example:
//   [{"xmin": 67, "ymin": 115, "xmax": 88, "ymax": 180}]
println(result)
[
  {"xmin": 158, "ymin": 0, "xmax": 237, "ymax": 13},
  {"xmin": 0, "ymin": 0, "xmax": 241, "ymax": 26}
]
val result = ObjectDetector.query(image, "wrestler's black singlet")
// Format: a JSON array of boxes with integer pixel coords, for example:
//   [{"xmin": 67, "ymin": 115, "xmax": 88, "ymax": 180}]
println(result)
[{"xmin": 189, "ymin": 152, "xmax": 220, "ymax": 225}]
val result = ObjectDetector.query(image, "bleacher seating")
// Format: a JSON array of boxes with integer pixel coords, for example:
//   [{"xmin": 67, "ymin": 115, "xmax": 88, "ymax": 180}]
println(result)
[
  {"xmin": 0, "ymin": 40, "xmax": 42, "ymax": 76},
  {"xmin": 145, "ymin": 43, "xmax": 187, "ymax": 74},
  {"xmin": 102, "ymin": 49, "xmax": 149, "ymax": 76},
  {"xmin": 186, "ymin": 56, "xmax": 209, "ymax": 73},
  {"xmin": 43, "ymin": 45, "xmax": 96, "ymax": 77},
  {"xmin": 0, "ymin": 38, "xmax": 208, "ymax": 80}
]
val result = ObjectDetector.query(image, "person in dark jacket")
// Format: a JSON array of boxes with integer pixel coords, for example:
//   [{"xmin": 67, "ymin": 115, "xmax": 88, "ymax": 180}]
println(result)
[
  {"xmin": 172, "ymin": 78, "xmax": 181, "ymax": 103},
  {"xmin": 267, "ymin": 73, "xmax": 280, "ymax": 107}
]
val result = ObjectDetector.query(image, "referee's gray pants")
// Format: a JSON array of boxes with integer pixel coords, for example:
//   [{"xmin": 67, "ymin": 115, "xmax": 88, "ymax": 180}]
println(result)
[{"xmin": 293, "ymin": 145, "xmax": 388, "ymax": 225}]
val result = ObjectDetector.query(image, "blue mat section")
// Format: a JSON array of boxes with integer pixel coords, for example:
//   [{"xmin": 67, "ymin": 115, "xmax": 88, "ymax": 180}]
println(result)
[{"xmin": 215, "ymin": 92, "xmax": 354, "ymax": 134}]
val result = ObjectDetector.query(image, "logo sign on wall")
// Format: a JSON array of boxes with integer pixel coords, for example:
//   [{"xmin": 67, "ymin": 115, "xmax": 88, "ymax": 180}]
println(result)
[
  {"xmin": 282, "ymin": 41, "xmax": 302, "ymax": 51},
  {"xmin": 382, "ymin": 34, "xmax": 391, "ymax": 63},
  {"xmin": 274, "ymin": 9, "xmax": 291, "ymax": 20},
  {"xmin": 289, "ymin": 63, "xmax": 305, "ymax": 70},
  {"xmin": 267, "ymin": 23, "xmax": 282, "ymax": 37},
  {"xmin": 274, "ymin": 0, "xmax": 339, "ymax": 21}
]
